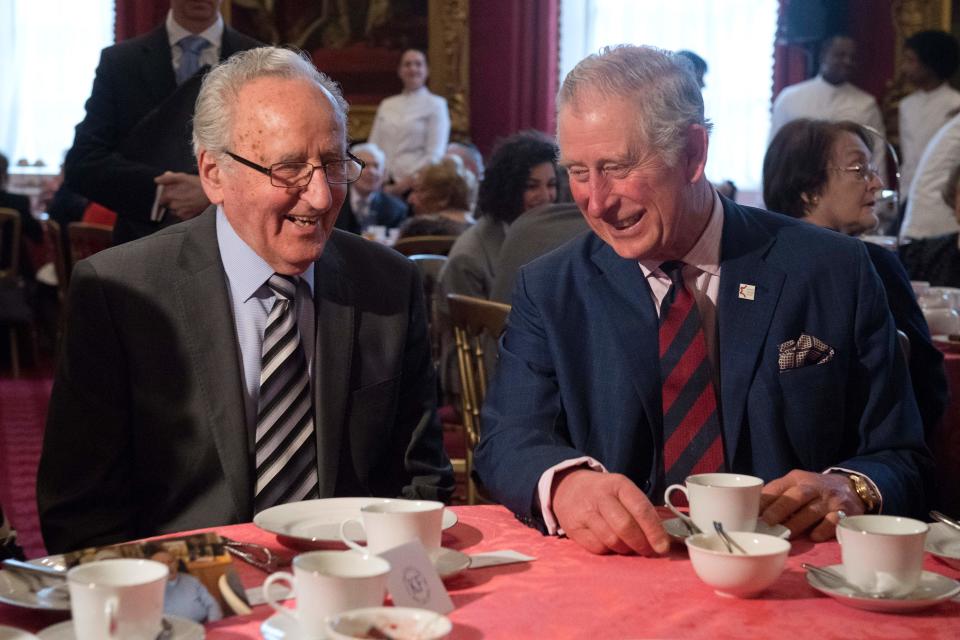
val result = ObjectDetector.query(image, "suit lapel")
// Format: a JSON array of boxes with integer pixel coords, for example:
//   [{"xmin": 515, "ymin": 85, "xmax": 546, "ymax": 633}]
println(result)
[
  {"xmin": 589, "ymin": 242, "xmax": 662, "ymax": 450},
  {"xmin": 138, "ymin": 26, "xmax": 177, "ymax": 105},
  {"xmin": 312, "ymin": 239, "xmax": 356, "ymax": 497},
  {"xmin": 173, "ymin": 212, "xmax": 251, "ymax": 519},
  {"xmin": 717, "ymin": 200, "xmax": 785, "ymax": 464}
]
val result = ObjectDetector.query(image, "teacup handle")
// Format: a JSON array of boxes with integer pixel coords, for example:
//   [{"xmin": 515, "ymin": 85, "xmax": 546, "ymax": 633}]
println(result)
[
  {"xmin": 262, "ymin": 571, "xmax": 297, "ymax": 623},
  {"xmin": 339, "ymin": 517, "xmax": 369, "ymax": 554},
  {"xmin": 664, "ymin": 483, "xmax": 694, "ymax": 527}
]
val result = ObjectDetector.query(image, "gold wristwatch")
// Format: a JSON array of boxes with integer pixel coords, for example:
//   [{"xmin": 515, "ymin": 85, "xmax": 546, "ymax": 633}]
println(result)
[{"xmin": 848, "ymin": 473, "xmax": 879, "ymax": 513}]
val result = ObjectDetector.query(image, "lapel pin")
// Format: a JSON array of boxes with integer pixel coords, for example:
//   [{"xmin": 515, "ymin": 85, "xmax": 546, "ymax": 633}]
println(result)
[{"xmin": 738, "ymin": 284, "xmax": 756, "ymax": 301}]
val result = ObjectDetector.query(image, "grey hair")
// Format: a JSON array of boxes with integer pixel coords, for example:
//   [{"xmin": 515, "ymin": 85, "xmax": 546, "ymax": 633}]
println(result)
[
  {"xmin": 349, "ymin": 142, "xmax": 385, "ymax": 167},
  {"xmin": 557, "ymin": 44, "xmax": 712, "ymax": 167},
  {"xmin": 192, "ymin": 46, "xmax": 349, "ymax": 158}
]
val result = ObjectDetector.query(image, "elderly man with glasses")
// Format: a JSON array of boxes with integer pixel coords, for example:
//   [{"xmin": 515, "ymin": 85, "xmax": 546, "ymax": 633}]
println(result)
[{"xmin": 38, "ymin": 47, "xmax": 454, "ymax": 554}]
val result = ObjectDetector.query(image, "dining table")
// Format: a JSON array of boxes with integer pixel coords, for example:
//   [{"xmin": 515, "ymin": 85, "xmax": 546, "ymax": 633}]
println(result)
[{"xmin": 1, "ymin": 505, "xmax": 958, "ymax": 639}]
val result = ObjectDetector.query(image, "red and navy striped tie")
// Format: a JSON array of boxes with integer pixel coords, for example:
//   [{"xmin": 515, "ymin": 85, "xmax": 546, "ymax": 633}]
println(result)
[{"xmin": 658, "ymin": 261, "xmax": 725, "ymax": 490}]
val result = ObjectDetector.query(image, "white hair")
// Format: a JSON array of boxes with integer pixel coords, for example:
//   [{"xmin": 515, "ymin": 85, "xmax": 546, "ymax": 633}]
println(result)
[
  {"xmin": 349, "ymin": 142, "xmax": 385, "ymax": 167},
  {"xmin": 557, "ymin": 44, "xmax": 712, "ymax": 167},
  {"xmin": 192, "ymin": 46, "xmax": 349, "ymax": 158}
]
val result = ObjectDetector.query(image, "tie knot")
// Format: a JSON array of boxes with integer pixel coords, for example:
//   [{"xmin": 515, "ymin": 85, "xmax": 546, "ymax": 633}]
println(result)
[
  {"xmin": 178, "ymin": 34, "xmax": 209, "ymax": 55},
  {"xmin": 660, "ymin": 261, "xmax": 686, "ymax": 288},
  {"xmin": 267, "ymin": 274, "xmax": 298, "ymax": 301}
]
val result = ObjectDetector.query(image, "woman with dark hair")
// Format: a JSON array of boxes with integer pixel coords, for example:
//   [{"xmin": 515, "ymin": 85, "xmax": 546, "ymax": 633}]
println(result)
[
  {"xmin": 899, "ymin": 161, "xmax": 960, "ymax": 287},
  {"xmin": 763, "ymin": 118, "xmax": 947, "ymax": 437},
  {"xmin": 435, "ymin": 130, "xmax": 558, "ymax": 396}
]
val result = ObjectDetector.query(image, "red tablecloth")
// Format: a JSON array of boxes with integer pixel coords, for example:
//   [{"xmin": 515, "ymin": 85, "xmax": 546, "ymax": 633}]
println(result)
[
  {"xmin": 936, "ymin": 351, "xmax": 960, "ymax": 515},
  {"xmin": 2, "ymin": 505, "xmax": 958, "ymax": 639}
]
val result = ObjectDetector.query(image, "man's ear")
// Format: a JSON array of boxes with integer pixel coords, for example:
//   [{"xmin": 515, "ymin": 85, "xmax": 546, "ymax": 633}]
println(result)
[
  {"xmin": 197, "ymin": 149, "xmax": 225, "ymax": 205},
  {"xmin": 683, "ymin": 124, "xmax": 709, "ymax": 183}
]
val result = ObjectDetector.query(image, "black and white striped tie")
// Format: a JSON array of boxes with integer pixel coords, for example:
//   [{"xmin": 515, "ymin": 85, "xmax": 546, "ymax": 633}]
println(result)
[{"xmin": 254, "ymin": 274, "xmax": 319, "ymax": 512}]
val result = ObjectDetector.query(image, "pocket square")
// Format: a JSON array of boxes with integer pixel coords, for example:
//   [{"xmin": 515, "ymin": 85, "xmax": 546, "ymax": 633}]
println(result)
[{"xmin": 778, "ymin": 333, "xmax": 835, "ymax": 371}]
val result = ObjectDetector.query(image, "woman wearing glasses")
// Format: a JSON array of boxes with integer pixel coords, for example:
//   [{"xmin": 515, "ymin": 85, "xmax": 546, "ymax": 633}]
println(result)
[{"xmin": 763, "ymin": 118, "xmax": 947, "ymax": 438}]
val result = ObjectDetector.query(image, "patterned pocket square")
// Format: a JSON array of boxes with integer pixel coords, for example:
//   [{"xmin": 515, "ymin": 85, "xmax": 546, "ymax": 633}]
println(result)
[{"xmin": 778, "ymin": 333, "xmax": 835, "ymax": 371}]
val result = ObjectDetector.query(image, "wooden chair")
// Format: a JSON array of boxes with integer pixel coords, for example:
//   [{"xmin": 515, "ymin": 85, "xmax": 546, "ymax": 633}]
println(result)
[
  {"xmin": 67, "ymin": 221, "xmax": 112, "ymax": 266},
  {"xmin": 447, "ymin": 293, "xmax": 511, "ymax": 504},
  {"xmin": 0, "ymin": 208, "xmax": 35, "ymax": 377},
  {"xmin": 408, "ymin": 254, "xmax": 448, "ymax": 363},
  {"xmin": 393, "ymin": 235, "xmax": 458, "ymax": 257}
]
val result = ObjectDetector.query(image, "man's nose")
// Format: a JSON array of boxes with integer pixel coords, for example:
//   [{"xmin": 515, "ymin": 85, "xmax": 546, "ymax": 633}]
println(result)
[
  {"xmin": 583, "ymin": 174, "xmax": 613, "ymax": 218},
  {"xmin": 302, "ymin": 168, "xmax": 333, "ymax": 210}
]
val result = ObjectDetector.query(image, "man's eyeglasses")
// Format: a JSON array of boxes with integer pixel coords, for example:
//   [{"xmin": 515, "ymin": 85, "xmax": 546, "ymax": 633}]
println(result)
[
  {"xmin": 830, "ymin": 163, "xmax": 880, "ymax": 181},
  {"xmin": 225, "ymin": 150, "xmax": 365, "ymax": 187}
]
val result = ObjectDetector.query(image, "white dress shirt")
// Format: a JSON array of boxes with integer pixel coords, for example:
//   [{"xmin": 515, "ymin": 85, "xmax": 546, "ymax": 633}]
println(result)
[
  {"xmin": 901, "ymin": 112, "xmax": 960, "ymax": 240},
  {"xmin": 898, "ymin": 83, "xmax": 960, "ymax": 195},
  {"xmin": 165, "ymin": 10, "xmax": 223, "ymax": 73},
  {"xmin": 368, "ymin": 87, "xmax": 450, "ymax": 183}
]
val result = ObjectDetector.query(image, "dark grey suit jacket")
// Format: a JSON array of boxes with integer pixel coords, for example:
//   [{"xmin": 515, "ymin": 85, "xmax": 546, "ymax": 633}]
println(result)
[
  {"xmin": 64, "ymin": 24, "xmax": 261, "ymax": 245},
  {"xmin": 38, "ymin": 211, "xmax": 454, "ymax": 553}
]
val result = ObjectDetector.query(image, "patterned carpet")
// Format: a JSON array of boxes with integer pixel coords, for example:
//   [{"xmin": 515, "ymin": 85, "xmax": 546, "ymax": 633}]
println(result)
[{"xmin": 0, "ymin": 377, "xmax": 51, "ymax": 559}]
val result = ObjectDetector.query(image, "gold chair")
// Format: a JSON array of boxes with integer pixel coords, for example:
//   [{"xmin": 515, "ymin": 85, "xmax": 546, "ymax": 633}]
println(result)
[
  {"xmin": 67, "ymin": 221, "xmax": 113, "ymax": 266},
  {"xmin": 393, "ymin": 235, "xmax": 458, "ymax": 257},
  {"xmin": 447, "ymin": 293, "xmax": 511, "ymax": 504}
]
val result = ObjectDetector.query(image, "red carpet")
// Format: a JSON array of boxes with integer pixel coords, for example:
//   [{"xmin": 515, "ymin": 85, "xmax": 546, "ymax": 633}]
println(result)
[{"xmin": 0, "ymin": 378, "xmax": 51, "ymax": 559}]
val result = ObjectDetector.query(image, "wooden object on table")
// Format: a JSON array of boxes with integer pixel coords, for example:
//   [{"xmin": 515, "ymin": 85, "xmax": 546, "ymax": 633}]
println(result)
[
  {"xmin": 393, "ymin": 235, "xmax": 458, "ymax": 257},
  {"xmin": 447, "ymin": 293, "xmax": 511, "ymax": 504}
]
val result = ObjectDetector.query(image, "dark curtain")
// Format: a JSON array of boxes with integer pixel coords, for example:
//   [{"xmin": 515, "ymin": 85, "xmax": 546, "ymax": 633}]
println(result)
[
  {"xmin": 772, "ymin": 0, "xmax": 813, "ymax": 101},
  {"xmin": 115, "ymin": 0, "xmax": 168, "ymax": 42}
]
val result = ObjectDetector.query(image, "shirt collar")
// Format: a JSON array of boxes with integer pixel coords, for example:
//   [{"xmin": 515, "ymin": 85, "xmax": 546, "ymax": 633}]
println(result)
[
  {"xmin": 216, "ymin": 206, "xmax": 315, "ymax": 302},
  {"xmin": 639, "ymin": 190, "xmax": 724, "ymax": 278},
  {"xmin": 166, "ymin": 10, "xmax": 224, "ymax": 48}
]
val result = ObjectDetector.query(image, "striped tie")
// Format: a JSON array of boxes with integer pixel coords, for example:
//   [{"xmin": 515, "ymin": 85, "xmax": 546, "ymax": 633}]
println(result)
[
  {"xmin": 658, "ymin": 261, "xmax": 725, "ymax": 491},
  {"xmin": 254, "ymin": 274, "xmax": 319, "ymax": 512},
  {"xmin": 176, "ymin": 35, "xmax": 209, "ymax": 85}
]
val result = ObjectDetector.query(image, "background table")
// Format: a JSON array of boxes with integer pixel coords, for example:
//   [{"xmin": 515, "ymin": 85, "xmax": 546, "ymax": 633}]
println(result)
[{"xmin": 2, "ymin": 505, "xmax": 958, "ymax": 639}]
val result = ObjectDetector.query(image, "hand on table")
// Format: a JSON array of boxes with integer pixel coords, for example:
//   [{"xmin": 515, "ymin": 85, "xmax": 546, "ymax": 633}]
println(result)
[
  {"xmin": 155, "ymin": 172, "xmax": 210, "ymax": 220},
  {"xmin": 552, "ymin": 469, "xmax": 670, "ymax": 556},
  {"xmin": 760, "ymin": 470, "xmax": 864, "ymax": 541}
]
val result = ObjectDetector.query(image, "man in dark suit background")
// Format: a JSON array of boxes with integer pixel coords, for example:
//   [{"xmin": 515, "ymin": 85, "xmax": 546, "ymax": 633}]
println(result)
[
  {"xmin": 63, "ymin": 0, "xmax": 260, "ymax": 245},
  {"xmin": 473, "ymin": 45, "xmax": 931, "ymax": 556},
  {"xmin": 334, "ymin": 142, "xmax": 408, "ymax": 235},
  {"xmin": 38, "ymin": 47, "xmax": 453, "ymax": 553}
]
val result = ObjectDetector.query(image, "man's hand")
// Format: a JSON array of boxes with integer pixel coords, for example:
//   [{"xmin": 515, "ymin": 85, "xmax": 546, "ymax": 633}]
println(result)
[
  {"xmin": 155, "ymin": 172, "xmax": 210, "ymax": 220},
  {"xmin": 551, "ymin": 469, "xmax": 669, "ymax": 555},
  {"xmin": 760, "ymin": 470, "xmax": 865, "ymax": 541}
]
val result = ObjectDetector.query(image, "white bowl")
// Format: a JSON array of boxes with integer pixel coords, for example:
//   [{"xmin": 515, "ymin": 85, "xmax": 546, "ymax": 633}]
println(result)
[
  {"xmin": 325, "ymin": 606, "xmax": 452, "ymax": 640},
  {"xmin": 685, "ymin": 531, "xmax": 790, "ymax": 598}
]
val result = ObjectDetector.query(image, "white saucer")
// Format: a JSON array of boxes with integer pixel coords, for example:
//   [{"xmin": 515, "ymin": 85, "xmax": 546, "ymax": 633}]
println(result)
[
  {"xmin": 805, "ymin": 564, "xmax": 960, "ymax": 613},
  {"xmin": 435, "ymin": 547, "xmax": 470, "ymax": 579},
  {"xmin": 261, "ymin": 612, "xmax": 302, "ymax": 640},
  {"xmin": 0, "ymin": 625, "xmax": 40, "ymax": 640},
  {"xmin": 925, "ymin": 522, "xmax": 960, "ymax": 570},
  {"xmin": 37, "ymin": 616, "xmax": 204, "ymax": 640},
  {"xmin": 663, "ymin": 517, "xmax": 790, "ymax": 543}
]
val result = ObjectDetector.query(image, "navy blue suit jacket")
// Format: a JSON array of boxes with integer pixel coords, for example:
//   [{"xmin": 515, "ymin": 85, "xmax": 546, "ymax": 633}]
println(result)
[{"xmin": 474, "ymin": 198, "xmax": 932, "ymax": 528}]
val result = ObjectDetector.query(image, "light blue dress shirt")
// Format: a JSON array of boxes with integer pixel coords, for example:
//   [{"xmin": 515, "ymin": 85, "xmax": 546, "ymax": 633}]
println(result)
[{"xmin": 216, "ymin": 208, "xmax": 316, "ymax": 437}]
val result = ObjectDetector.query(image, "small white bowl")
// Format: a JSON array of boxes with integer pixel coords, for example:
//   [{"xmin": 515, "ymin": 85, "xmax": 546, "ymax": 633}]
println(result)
[
  {"xmin": 685, "ymin": 531, "xmax": 791, "ymax": 598},
  {"xmin": 325, "ymin": 606, "xmax": 452, "ymax": 640}
]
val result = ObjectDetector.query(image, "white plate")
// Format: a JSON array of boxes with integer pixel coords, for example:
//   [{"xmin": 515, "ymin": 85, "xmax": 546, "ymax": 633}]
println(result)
[
  {"xmin": 254, "ymin": 498, "xmax": 458, "ymax": 543},
  {"xmin": 0, "ymin": 625, "xmax": 40, "ymax": 640},
  {"xmin": 37, "ymin": 616, "xmax": 204, "ymax": 640},
  {"xmin": 0, "ymin": 570, "xmax": 70, "ymax": 612},
  {"xmin": 261, "ymin": 612, "xmax": 303, "ymax": 640},
  {"xmin": 663, "ymin": 517, "xmax": 790, "ymax": 543},
  {"xmin": 805, "ymin": 564, "xmax": 960, "ymax": 613},
  {"xmin": 926, "ymin": 522, "xmax": 960, "ymax": 570},
  {"xmin": 435, "ymin": 548, "xmax": 470, "ymax": 579}
]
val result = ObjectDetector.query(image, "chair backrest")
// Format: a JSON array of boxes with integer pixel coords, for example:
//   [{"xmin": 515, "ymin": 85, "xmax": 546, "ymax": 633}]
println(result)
[
  {"xmin": 409, "ymin": 254, "xmax": 448, "ymax": 363},
  {"xmin": 0, "ymin": 208, "xmax": 22, "ymax": 280},
  {"xmin": 67, "ymin": 222, "xmax": 113, "ymax": 266},
  {"xmin": 393, "ymin": 235, "xmax": 458, "ymax": 257},
  {"xmin": 39, "ymin": 219, "xmax": 68, "ymax": 296},
  {"xmin": 447, "ymin": 294, "xmax": 511, "ymax": 456}
]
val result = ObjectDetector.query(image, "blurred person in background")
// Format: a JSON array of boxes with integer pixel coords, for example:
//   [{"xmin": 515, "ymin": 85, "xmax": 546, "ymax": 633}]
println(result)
[
  {"xmin": 900, "ymin": 161, "xmax": 960, "ymax": 288},
  {"xmin": 397, "ymin": 157, "xmax": 474, "ymax": 238},
  {"xmin": 334, "ymin": 142, "xmax": 408, "ymax": 235},
  {"xmin": 0, "ymin": 152, "xmax": 42, "ymax": 280}
]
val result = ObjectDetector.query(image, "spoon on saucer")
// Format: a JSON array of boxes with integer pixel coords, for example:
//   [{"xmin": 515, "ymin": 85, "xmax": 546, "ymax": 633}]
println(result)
[
  {"xmin": 930, "ymin": 510, "xmax": 960, "ymax": 535},
  {"xmin": 801, "ymin": 563, "xmax": 887, "ymax": 599},
  {"xmin": 713, "ymin": 521, "xmax": 747, "ymax": 554}
]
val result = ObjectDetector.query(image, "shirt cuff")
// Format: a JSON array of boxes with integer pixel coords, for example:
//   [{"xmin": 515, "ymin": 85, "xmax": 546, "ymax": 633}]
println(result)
[
  {"xmin": 823, "ymin": 467, "xmax": 883, "ymax": 513},
  {"xmin": 537, "ymin": 457, "xmax": 607, "ymax": 535}
]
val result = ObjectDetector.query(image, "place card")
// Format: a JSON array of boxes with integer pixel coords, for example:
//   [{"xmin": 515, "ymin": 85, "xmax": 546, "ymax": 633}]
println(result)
[
  {"xmin": 379, "ymin": 541, "xmax": 454, "ymax": 614},
  {"xmin": 467, "ymin": 550, "xmax": 536, "ymax": 569}
]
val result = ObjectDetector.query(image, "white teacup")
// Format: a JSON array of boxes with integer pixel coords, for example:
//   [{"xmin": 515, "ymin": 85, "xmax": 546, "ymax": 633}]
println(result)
[
  {"xmin": 836, "ymin": 515, "xmax": 929, "ymax": 597},
  {"xmin": 665, "ymin": 473, "xmax": 763, "ymax": 534},
  {"xmin": 922, "ymin": 307, "xmax": 960, "ymax": 335},
  {"xmin": 263, "ymin": 551, "xmax": 390, "ymax": 637},
  {"xmin": 67, "ymin": 559, "xmax": 168, "ymax": 640},
  {"xmin": 339, "ymin": 499, "xmax": 445, "ymax": 559}
]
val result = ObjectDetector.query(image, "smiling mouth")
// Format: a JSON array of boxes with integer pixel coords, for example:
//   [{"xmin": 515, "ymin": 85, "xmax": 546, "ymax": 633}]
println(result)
[
  {"xmin": 285, "ymin": 214, "xmax": 319, "ymax": 227},
  {"xmin": 612, "ymin": 212, "xmax": 643, "ymax": 231}
]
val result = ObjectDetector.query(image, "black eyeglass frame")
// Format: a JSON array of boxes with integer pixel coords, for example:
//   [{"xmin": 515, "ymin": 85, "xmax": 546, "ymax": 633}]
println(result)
[{"xmin": 224, "ymin": 150, "xmax": 365, "ymax": 187}]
